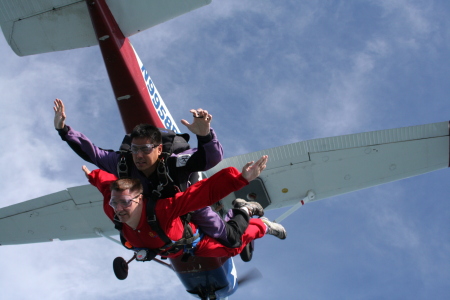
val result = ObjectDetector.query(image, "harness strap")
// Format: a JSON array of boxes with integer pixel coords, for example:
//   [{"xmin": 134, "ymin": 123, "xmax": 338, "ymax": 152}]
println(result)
[
  {"xmin": 156, "ymin": 155, "xmax": 174, "ymax": 187},
  {"xmin": 146, "ymin": 188, "xmax": 174, "ymax": 247}
]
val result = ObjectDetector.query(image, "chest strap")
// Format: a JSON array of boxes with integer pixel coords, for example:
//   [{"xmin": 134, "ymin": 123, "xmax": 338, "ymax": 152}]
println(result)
[
  {"xmin": 146, "ymin": 188, "xmax": 174, "ymax": 246},
  {"xmin": 145, "ymin": 187, "xmax": 200, "ymax": 256}
]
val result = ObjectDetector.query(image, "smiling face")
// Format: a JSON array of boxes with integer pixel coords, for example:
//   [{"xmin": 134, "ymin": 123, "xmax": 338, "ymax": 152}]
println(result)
[
  {"xmin": 110, "ymin": 189, "xmax": 142, "ymax": 226},
  {"xmin": 131, "ymin": 137, "xmax": 162, "ymax": 177}
]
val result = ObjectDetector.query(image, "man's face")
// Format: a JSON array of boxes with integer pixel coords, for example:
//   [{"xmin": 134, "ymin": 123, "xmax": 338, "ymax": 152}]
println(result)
[
  {"xmin": 110, "ymin": 189, "xmax": 141, "ymax": 223},
  {"xmin": 131, "ymin": 137, "xmax": 162, "ymax": 176}
]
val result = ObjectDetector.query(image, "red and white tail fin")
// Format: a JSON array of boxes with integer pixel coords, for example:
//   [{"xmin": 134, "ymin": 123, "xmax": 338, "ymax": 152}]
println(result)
[{"xmin": 86, "ymin": 0, "xmax": 180, "ymax": 133}]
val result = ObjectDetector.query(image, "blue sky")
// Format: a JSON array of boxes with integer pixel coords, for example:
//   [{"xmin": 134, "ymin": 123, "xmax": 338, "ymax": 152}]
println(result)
[{"xmin": 1, "ymin": 0, "xmax": 450, "ymax": 299}]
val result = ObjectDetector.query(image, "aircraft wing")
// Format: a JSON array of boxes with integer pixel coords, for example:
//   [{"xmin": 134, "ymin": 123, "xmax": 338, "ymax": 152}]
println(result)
[
  {"xmin": 1, "ymin": 121, "xmax": 448, "ymax": 246},
  {"xmin": 0, "ymin": 184, "xmax": 114, "ymax": 246},
  {"xmin": 205, "ymin": 121, "xmax": 450, "ymax": 212},
  {"xmin": 0, "ymin": 0, "xmax": 211, "ymax": 56}
]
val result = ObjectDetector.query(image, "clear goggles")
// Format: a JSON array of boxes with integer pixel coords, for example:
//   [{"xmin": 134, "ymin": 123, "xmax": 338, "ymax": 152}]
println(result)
[
  {"xmin": 130, "ymin": 144, "xmax": 159, "ymax": 154},
  {"xmin": 109, "ymin": 194, "xmax": 141, "ymax": 209}
]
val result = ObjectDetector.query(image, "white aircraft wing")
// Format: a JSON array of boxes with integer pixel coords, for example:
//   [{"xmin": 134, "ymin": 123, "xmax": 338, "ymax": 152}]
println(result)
[
  {"xmin": 1, "ymin": 121, "xmax": 448, "ymax": 246},
  {"xmin": 0, "ymin": 184, "xmax": 114, "ymax": 246},
  {"xmin": 0, "ymin": 0, "xmax": 211, "ymax": 56},
  {"xmin": 205, "ymin": 121, "xmax": 450, "ymax": 212}
]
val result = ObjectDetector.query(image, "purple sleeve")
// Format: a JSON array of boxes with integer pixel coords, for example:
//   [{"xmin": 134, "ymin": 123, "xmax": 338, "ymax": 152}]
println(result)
[
  {"xmin": 57, "ymin": 125, "xmax": 120, "ymax": 175},
  {"xmin": 173, "ymin": 127, "xmax": 223, "ymax": 173},
  {"xmin": 201, "ymin": 127, "xmax": 224, "ymax": 170}
]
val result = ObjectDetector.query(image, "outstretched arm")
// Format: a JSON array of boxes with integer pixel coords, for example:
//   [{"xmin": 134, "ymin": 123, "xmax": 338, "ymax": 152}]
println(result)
[
  {"xmin": 82, "ymin": 165, "xmax": 117, "ymax": 198},
  {"xmin": 180, "ymin": 108, "xmax": 212, "ymax": 136},
  {"xmin": 165, "ymin": 157, "xmax": 268, "ymax": 218},
  {"xmin": 82, "ymin": 165, "xmax": 118, "ymax": 220},
  {"xmin": 241, "ymin": 155, "xmax": 268, "ymax": 182},
  {"xmin": 53, "ymin": 98, "xmax": 66, "ymax": 129},
  {"xmin": 54, "ymin": 98, "xmax": 120, "ymax": 173}
]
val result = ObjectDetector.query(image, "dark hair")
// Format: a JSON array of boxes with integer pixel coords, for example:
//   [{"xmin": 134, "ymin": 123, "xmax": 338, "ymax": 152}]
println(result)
[
  {"xmin": 130, "ymin": 124, "xmax": 162, "ymax": 144},
  {"xmin": 110, "ymin": 178, "xmax": 143, "ymax": 195}
]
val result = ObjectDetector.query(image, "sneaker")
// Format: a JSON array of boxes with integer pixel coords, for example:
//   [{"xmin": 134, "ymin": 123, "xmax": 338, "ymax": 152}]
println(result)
[
  {"xmin": 232, "ymin": 198, "xmax": 264, "ymax": 217},
  {"xmin": 260, "ymin": 217, "xmax": 287, "ymax": 240}
]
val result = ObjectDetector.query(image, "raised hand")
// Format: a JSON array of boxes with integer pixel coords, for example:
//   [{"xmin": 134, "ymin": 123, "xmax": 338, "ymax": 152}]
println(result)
[
  {"xmin": 241, "ymin": 155, "xmax": 268, "ymax": 182},
  {"xmin": 181, "ymin": 108, "xmax": 212, "ymax": 136},
  {"xmin": 53, "ymin": 99, "xmax": 66, "ymax": 129}
]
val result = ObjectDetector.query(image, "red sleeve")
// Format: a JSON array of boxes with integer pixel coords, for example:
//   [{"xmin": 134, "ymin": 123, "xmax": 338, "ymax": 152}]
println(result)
[
  {"xmin": 157, "ymin": 167, "xmax": 249, "ymax": 223},
  {"xmin": 88, "ymin": 169, "xmax": 118, "ymax": 219}
]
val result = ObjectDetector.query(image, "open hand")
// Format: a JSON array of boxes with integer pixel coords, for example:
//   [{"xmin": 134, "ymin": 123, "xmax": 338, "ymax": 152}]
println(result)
[
  {"xmin": 241, "ymin": 155, "xmax": 268, "ymax": 182},
  {"xmin": 181, "ymin": 108, "xmax": 212, "ymax": 136},
  {"xmin": 53, "ymin": 99, "xmax": 66, "ymax": 129}
]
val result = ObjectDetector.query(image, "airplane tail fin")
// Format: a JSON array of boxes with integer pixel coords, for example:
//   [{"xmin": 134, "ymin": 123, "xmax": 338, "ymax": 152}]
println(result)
[{"xmin": 85, "ymin": 0, "xmax": 181, "ymax": 133}]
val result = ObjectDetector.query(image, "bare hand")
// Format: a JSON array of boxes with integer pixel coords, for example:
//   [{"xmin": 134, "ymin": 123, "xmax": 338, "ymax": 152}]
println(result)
[
  {"xmin": 82, "ymin": 165, "xmax": 91, "ymax": 179},
  {"xmin": 53, "ymin": 99, "xmax": 66, "ymax": 129},
  {"xmin": 241, "ymin": 155, "xmax": 268, "ymax": 182},
  {"xmin": 180, "ymin": 108, "xmax": 212, "ymax": 136}
]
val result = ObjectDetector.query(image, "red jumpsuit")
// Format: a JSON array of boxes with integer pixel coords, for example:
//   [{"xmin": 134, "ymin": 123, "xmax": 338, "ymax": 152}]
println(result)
[{"xmin": 88, "ymin": 167, "xmax": 266, "ymax": 258}]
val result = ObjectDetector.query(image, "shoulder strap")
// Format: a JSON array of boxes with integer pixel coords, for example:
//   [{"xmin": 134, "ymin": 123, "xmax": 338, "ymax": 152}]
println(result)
[
  {"xmin": 112, "ymin": 218, "xmax": 134, "ymax": 250},
  {"xmin": 146, "ymin": 188, "xmax": 175, "ymax": 247},
  {"xmin": 156, "ymin": 157, "xmax": 173, "ymax": 188},
  {"xmin": 116, "ymin": 133, "xmax": 134, "ymax": 179}
]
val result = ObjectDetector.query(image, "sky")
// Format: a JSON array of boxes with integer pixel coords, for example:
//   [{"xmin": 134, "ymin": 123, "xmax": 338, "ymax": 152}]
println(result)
[{"xmin": 1, "ymin": 0, "xmax": 450, "ymax": 299}]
